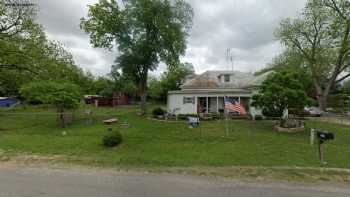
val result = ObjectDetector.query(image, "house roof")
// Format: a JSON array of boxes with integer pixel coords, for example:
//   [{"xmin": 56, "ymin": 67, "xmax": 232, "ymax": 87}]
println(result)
[
  {"xmin": 181, "ymin": 70, "xmax": 267, "ymax": 89},
  {"xmin": 168, "ymin": 88, "xmax": 251, "ymax": 94}
]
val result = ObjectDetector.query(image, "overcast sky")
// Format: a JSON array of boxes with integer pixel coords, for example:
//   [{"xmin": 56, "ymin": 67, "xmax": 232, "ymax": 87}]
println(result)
[{"xmin": 36, "ymin": 0, "xmax": 306, "ymax": 76}]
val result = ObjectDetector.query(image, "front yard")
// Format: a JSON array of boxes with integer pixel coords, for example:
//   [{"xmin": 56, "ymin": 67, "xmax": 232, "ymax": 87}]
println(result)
[{"xmin": 0, "ymin": 105, "xmax": 349, "ymax": 170}]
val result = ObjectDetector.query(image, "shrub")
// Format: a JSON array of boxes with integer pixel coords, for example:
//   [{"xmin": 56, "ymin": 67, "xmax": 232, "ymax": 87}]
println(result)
[
  {"xmin": 254, "ymin": 115, "xmax": 264, "ymax": 121},
  {"xmin": 152, "ymin": 107, "xmax": 165, "ymax": 117},
  {"xmin": 177, "ymin": 113, "xmax": 199, "ymax": 120},
  {"xmin": 280, "ymin": 119, "xmax": 305, "ymax": 128},
  {"xmin": 102, "ymin": 131, "xmax": 123, "ymax": 147}
]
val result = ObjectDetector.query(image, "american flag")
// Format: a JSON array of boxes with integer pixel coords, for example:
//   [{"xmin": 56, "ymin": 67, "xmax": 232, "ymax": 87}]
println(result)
[{"xmin": 224, "ymin": 97, "xmax": 247, "ymax": 115}]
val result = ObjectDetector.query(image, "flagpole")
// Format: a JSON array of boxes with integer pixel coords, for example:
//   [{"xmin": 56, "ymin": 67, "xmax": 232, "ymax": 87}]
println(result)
[{"xmin": 225, "ymin": 96, "xmax": 229, "ymax": 137}]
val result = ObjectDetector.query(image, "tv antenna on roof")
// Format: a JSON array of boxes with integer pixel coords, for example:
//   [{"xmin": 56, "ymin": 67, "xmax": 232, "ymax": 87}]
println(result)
[{"xmin": 226, "ymin": 48, "xmax": 234, "ymax": 71}]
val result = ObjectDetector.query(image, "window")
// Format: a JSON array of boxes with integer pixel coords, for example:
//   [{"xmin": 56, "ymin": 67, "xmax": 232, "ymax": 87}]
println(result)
[
  {"xmin": 224, "ymin": 74, "xmax": 230, "ymax": 82},
  {"xmin": 183, "ymin": 97, "xmax": 195, "ymax": 104}
]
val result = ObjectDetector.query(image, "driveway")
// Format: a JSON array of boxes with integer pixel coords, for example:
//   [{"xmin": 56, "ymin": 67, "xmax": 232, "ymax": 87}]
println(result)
[{"xmin": 0, "ymin": 165, "xmax": 349, "ymax": 197}]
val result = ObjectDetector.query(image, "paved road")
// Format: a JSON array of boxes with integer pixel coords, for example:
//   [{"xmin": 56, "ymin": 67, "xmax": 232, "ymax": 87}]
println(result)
[{"xmin": 0, "ymin": 165, "xmax": 350, "ymax": 197}]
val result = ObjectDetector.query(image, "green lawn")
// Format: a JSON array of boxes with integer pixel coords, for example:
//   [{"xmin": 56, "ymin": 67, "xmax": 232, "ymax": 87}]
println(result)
[{"xmin": 0, "ymin": 105, "xmax": 349, "ymax": 169}]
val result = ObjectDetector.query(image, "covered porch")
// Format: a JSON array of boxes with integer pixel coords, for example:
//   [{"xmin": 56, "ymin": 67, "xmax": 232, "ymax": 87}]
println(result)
[{"xmin": 197, "ymin": 96, "xmax": 249, "ymax": 114}]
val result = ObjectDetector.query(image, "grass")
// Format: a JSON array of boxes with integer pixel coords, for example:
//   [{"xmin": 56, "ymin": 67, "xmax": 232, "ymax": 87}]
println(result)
[{"xmin": 0, "ymin": 104, "xmax": 350, "ymax": 171}]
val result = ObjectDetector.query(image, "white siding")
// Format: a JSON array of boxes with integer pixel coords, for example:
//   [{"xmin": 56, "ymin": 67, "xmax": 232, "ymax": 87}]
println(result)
[{"xmin": 167, "ymin": 94, "xmax": 197, "ymax": 114}]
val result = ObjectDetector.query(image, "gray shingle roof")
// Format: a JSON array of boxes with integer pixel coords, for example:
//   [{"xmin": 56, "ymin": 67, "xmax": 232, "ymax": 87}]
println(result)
[{"xmin": 181, "ymin": 70, "xmax": 266, "ymax": 89}]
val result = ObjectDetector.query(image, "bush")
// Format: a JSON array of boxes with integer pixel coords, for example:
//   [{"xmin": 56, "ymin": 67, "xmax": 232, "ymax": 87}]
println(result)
[
  {"xmin": 152, "ymin": 107, "xmax": 165, "ymax": 117},
  {"xmin": 254, "ymin": 115, "xmax": 264, "ymax": 121},
  {"xmin": 177, "ymin": 113, "xmax": 199, "ymax": 120},
  {"xmin": 102, "ymin": 131, "xmax": 123, "ymax": 147}
]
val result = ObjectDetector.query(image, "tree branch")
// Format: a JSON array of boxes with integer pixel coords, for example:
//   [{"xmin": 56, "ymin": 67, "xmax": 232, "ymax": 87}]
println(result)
[
  {"xmin": 291, "ymin": 38, "xmax": 311, "ymax": 60},
  {"xmin": 0, "ymin": 64, "xmax": 38, "ymax": 74},
  {"xmin": 323, "ymin": 0, "xmax": 348, "ymax": 20},
  {"xmin": 335, "ymin": 73, "xmax": 350, "ymax": 84},
  {"xmin": 0, "ymin": 8, "xmax": 23, "ymax": 34}
]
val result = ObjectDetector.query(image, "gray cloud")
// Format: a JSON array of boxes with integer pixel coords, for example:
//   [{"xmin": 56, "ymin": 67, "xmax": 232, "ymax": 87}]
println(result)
[
  {"xmin": 185, "ymin": 0, "xmax": 306, "ymax": 73},
  {"xmin": 37, "ymin": 0, "xmax": 115, "ymax": 76},
  {"xmin": 36, "ymin": 0, "xmax": 307, "ymax": 76}
]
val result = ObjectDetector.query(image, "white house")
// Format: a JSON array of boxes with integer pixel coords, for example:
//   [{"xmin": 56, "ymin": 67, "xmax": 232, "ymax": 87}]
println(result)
[{"xmin": 167, "ymin": 70, "xmax": 267, "ymax": 116}]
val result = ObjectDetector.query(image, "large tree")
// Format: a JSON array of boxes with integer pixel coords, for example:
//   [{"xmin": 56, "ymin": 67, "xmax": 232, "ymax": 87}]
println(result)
[
  {"xmin": 276, "ymin": 0, "xmax": 350, "ymax": 110},
  {"xmin": 80, "ymin": 0, "xmax": 193, "ymax": 115}
]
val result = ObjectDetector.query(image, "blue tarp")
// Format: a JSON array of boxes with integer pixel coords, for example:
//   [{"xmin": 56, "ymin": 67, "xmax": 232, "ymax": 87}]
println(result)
[{"xmin": 0, "ymin": 98, "xmax": 19, "ymax": 107}]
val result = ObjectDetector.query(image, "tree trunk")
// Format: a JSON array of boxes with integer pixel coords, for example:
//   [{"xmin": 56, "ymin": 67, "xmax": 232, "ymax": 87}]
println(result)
[
  {"xmin": 317, "ymin": 93, "xmax": 328, "ymax": 111},
  {"xmin": 139, "ymin": 76, "xmax": 148, "ymax": 116},
  {"xmin": 57, "ymin": 107, "xmax": 65, "ymax": 128},
  {"xmin": 314, "ymin": 79, "xmax": 330, "ymax": 111},
  {"xmin": 140, "ymin": 69, "xmax": 148, "ymax": 116}
]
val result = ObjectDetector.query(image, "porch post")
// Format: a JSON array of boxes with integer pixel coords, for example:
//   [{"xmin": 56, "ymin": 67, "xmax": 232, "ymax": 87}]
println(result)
[
  {"xmin": 238, "ymin": 97, "xmax": 241, "ymax": 103},
  {"xmin": 206, "ymin": 97, "xmax": 209, "ymax": 113},
  {"xmin": 216, "ymin": 96, "xmax": 219, "ymax": 113},
  {"xmin": 195, "ymin": 96, "xmax": 197, "ymax": 114}
]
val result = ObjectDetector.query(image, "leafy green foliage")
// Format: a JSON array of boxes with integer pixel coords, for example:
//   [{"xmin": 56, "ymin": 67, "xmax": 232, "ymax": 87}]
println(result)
[
  {"xmin": 275, "ymin": 0, "xmax": 350, "ymax": 110},
  {"xmin": 257, "ymin": 50, "xmax": 314, "ymax": 97},
  {"xmin": 148, "ymin": 77, "xmax": 164, "ymax": 101},
  {"xmin": 80, "ymin": 0, "xmax": 193, "ymax": 114},
  {"xmin": 0, "ymin": 2, "xmax": 93, "ymax": 97},
  {"xmin": 102, "ymin": 130, "xmax": 123, "ymax": 147},
  {"xmin": 252, "ymin": 71, "xmax": 311, "ymax": 117},
  {"xmin": 152, "ymin": 107, "xmax": 165, "ymax": 117},
  {"xmin": 148, "ymin": 62, "xmax": 194, "ymax": 101},
  {"xmin": 20, "ymin": 81, "xmax": 81, "ymax": 110},
  {"xmin": 0, "ymin": 0, "xmax": 36, "ymax": 37},
  {"xmin": 161, "ymin": 62, "xmax": 194, "ymax": 91},
  {"xmin": 109, "ymin": 65, "xmax": 138, "ymax": 96},
  {"xmin": 89, "ymin": 77, "xmax": 114, "ymax": 97}
]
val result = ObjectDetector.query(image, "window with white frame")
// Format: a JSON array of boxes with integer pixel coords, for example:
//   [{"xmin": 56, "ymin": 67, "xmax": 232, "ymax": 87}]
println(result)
[{"xmin": 183, "ymin": 97, "xmax": 195, "ymax": 104}]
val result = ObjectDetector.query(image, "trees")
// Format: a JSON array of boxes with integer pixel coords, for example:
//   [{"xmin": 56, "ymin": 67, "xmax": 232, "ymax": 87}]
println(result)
[
  {"xmin": 251, "ymin": 71, "xmax": 311, "ymax": 121},
  {"xmin": 0, "ymin": 18, "xmax": 93, "ymax": 96},
  {"xmin": 161, "ymin": 62, "xmax": 194, "ymax": 91},
  {"xmin": 148, "ymin": 76, "xmax": 164, "ymax": 101},
  {"xmin": 91, "ymin": 77, "xmax": 115, "ymax": 97},
  {"xmin": 276, "ymin": 0, "xmax": 350, "ymax": 110},
  {"xmin": 0, "ymin": 0, "xmax": 36, "ymax": 38},
  {"xmin": 80, "ymin": 0, "xmax": 193, "ymax": 115},
  {"xmin": 0, "ymin": 33, "xmax": 93, "ymax": 96},
  {"xmin": 20, "ymin": 81, "xmax": 81, "ymax": 127},
  {"xmin": 0, "ymin": 1, "xmax": 94, "ymax": 97},
  {"xmin": 0, "ymin": 0, "xmax": 38, "ymax": 73},
  {"xmin": 109, "ymin": 65, "xmax": 138, "ymax": 96},
  {"xmin": 148, "ymin": 62, "xmax": 194, "ymax": 102},
  {"xmin": 257, "ymin": 50, "xmax": 314, "ymax": 97}
]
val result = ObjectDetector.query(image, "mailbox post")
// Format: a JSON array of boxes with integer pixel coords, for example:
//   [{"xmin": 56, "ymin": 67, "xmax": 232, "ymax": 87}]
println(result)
[{"xmin": 316, "ymin": 130, "xmax": 335, "ymax": 165}]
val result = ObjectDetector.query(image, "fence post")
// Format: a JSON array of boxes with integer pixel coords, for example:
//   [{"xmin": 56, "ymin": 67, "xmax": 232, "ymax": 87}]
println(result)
[{"xmin": 310, "ymin": 129, "xmax": 315, "ymax": 146}]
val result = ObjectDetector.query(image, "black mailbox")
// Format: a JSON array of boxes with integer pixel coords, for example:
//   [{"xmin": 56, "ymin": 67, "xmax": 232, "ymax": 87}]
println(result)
[
  {"xmin": 315, "ymin": 130, "xmax": 335, "ymax": 165},
  {"xmin": 316, "ymin": 131, "xmax": 335, "ymax": 141}
]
